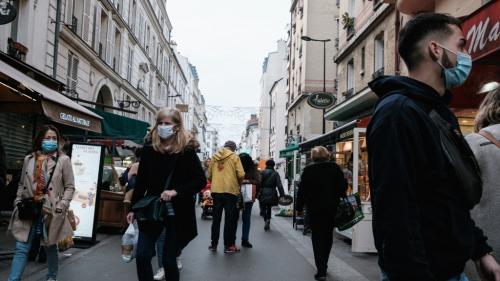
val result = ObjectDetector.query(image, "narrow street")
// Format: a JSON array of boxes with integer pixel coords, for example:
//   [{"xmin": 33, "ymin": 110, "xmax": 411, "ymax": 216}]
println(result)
[{"xmin": 1, "ymin": 208, "xmax": 379, "ymax": 281}]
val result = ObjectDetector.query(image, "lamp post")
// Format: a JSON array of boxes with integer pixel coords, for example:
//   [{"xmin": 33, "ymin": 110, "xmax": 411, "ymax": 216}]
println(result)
[{"xmin": 301, "ymin": 36, "xmax": 331, "ymax": 134}]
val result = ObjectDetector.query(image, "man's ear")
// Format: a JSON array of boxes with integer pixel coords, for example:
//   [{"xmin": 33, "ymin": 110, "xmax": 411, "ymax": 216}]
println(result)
[{"xmin": 428, "ymin": 41, "xmax": 442, "ymax": 61}]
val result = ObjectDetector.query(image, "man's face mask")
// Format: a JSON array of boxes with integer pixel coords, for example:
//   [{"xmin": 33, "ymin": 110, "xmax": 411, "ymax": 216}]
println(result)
[{"xmin": 435, "ymin": 43, "xmax": 472, "ymax": 89}]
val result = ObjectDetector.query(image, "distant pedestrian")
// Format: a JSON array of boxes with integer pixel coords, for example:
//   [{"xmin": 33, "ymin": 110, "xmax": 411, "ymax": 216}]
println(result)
[
  {"xmin": 258, "ymin": 159, "xmax": 284, "ymax": 231},
  {"xmin": 127, "ymin": 108, "xmax": 206, "ymax": 281},
  {"xmin": 238, "ymin": 153, "xmax": 261, "ymax": 248},
  {"xmin": 296, "ymin": 146, "xmax": 347, "ymax": 281},
  {"xmin": 465, "ymin": 88, "xmax": 500, "ymax": 279},
  {"xmin": 8, "ymin": 125, "xmax": 75, "ymax": 281},
  {"xmin": 208, "ymin": 141, "xmax": 245, "ymax": 253},
  {"xmin": 367, "ymin": 13, "xmax": 500, "ymax": 280}
]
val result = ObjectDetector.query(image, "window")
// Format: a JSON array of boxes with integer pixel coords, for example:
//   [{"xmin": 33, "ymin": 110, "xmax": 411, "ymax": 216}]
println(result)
[
  {"xmin": 348, "ymin": 0, "xmax": 355, "ymax": 15},
  {"xmin": 113, "ymin": 26, "xmax": 121, "ymax": 72},
  {"xmin": 66, "ymin": 52, "xmax": 79, "ymax": 95},
  {"xmin": 347, "ymin": 59, "xmax": 354, "ymax": 92},
  {"xmin": 65, "ymin": 0, "xmax": 85, "ymax": 36},
  {"xmin": 92, "ymin": 5, "xmax": 101, "ymax": 52},
  {"xmin": 127, "ymin": 46, "xmax": 134, "ymax": 81},
  {"xmin": 129, "ymin": 1, "xmax": 136, "ymax": 32},
  {"xmin": 374, "ymin": 33, "xmax": 384, "ymax": 72},
  {"xmin": 361, "ymin": 47, "xmax": 365, "ymax": 74}
]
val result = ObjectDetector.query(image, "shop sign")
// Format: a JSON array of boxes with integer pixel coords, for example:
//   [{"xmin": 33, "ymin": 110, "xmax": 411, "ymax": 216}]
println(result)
[
  {"xmin": 307, "ymin": 92, "xmax": 336, "ymax": 109},
  {"xmin": 176, "ymin": 104, "xmax": 189, "ymax": 112},
  {"xmin": 60, "ymin": 112, "xmax": 91, "ymax": 127},
  {"xmin": 0, "ymin": 1, "xmax": 16, "ymax": 25},
  {"xmin": 463, "ymin": 0, "xmax": 500, "ymax": 61},
  {"xmin": 340, "ymin": 129, "xmax": 354, "ymax": 140}
]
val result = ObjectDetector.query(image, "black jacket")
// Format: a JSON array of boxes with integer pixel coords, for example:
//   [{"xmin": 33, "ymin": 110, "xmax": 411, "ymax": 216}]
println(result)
[
  {"xmin": 0, "ymin": 137, "xmax": 5, "ymax": 189},
  {"xmin": 296, "ymin": 161, "xmax": 347, "ymax": 215},
  {"xmin": 259, "ymin": 168, "xmax": 285, "ymax": 203},
  {"xmin": 367, "ymin": 76, "xmax": 491, "ymax": 281},
  {"xmin": 132, "ymin": 144, "xmax": 206, "ymax": 249}
]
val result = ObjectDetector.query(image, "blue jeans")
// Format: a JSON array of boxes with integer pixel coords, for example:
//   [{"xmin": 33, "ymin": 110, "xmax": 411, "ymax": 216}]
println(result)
[
  {"xmin": 8, "ymin": 225, "xmax": 58, "ymax": 281},
  {"xmin": 381, "ymin": 271, "xmax": 469, "ymax": 281},
  {"xmin": 241, "ymin": 202, "xmax": 253, "ymax": 241}
]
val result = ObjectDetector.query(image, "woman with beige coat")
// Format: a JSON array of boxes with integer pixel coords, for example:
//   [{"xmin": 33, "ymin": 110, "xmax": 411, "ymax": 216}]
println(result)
[{"xmin": 8, "ymin": 125, "xmax": 75, "ymax": 281}]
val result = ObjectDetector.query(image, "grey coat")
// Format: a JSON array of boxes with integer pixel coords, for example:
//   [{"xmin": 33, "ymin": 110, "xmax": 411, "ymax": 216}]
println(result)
[{"xmin": 466, "ymin": 124, "xmax": 500, "ymax": 255}]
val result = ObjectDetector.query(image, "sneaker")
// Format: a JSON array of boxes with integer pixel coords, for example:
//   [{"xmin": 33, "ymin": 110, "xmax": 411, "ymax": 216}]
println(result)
[
  {"xmin": 241, "ymin": 240, "xmax": 253, "ymax": 248},
  {"xmin": 314, "ymin": 273, "xmax": 327, "ymax": 281},
  {"xmin": 224, "ymin": 245, "xmax": 240, "ymax": 253},
  {"xmin": 176, "ymin": 257, "xmax": 183, "ymax": 270},
  {"xmin": 208, "ymin": 242, "xmax": 217, "ymax": 252},
  {"xmin": 264, "ymin": 220, "xmax": 270, "ymax": 231},
  {"xmin": 153, "ymin": 267, "xmax": 165, "ymax": 280}
]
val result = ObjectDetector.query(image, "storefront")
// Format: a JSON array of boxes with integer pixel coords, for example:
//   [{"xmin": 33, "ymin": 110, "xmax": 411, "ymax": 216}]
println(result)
[{"xmin": 298, "ymin": 118, "xmax": 376, "ymax": 253}]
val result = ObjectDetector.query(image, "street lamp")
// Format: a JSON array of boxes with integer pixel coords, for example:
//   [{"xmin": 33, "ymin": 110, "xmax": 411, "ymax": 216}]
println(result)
[{"xmin": 301, "ymin": 36, "xmax": 331, "ymax": 134}]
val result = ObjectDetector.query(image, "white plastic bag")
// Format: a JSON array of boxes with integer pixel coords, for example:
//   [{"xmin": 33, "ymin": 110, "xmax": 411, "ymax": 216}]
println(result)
[
  {"xmin": 121, "ymin": 221, "xmax": 138, "ymax": 263},
  {"xmin": 241, "ymin": 183, "xmax": 256, "ymax": 203}
]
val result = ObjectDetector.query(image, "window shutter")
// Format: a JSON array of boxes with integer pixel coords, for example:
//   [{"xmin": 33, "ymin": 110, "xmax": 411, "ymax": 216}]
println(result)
[
  {"xmin": 82, "ymin": 0, "xmax": 91, "ymax": 43},
  {"xmin": 71, "ymin": 56, "xmax": 79, "ymax": 92},
  {"xmin": 93, "ymin": 5, "xmax": 101, "ymax": 51},
  {"xmin": 107, "ymin": 23, "xmax": 115, "ymax": 65}
]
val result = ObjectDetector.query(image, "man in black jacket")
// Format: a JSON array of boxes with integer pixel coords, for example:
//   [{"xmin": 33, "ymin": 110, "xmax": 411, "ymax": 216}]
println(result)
[
  {"xmin": 259, "ymin": 159, "xmax": 284, "ymax": 231},
  {"xmin": 367, "ymin": 13, "xmax": 500, "ymax": 280}
]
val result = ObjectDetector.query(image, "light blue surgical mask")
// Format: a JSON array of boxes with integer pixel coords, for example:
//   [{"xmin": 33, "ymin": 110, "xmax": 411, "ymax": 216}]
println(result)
[
  {"xmin": 157, "ymin": 125, "xmax": 174, "ymax": 139},
  {"xmin": 41, "ymin": 140, "xmax": 58, "ymax": 152},
  {"xmin": 436, "ymin": 44, "xmax": 472, "ymax": 89}
]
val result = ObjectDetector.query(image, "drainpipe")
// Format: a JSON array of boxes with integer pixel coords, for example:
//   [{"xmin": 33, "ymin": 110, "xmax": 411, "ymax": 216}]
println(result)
[{"xmin": 52, "ymin": 0, "xmax": 62, "ymax": 79}]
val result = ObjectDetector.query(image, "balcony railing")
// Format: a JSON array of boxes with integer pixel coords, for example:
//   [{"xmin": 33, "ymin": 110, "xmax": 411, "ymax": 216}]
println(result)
[
  {"xmin": 7, "ymin": 38, "xmax": 28, "ymax": 62},
  {"xmin": 71, "ymin": 16, "xmax": 78, "ymax": 33},
  {"xmin": 347, "ymin": 24, "xmax": 355, "ymax": 40},
  {"xmin": 372, "ymin": 67, "xmax": 385, "ymax": 80}
]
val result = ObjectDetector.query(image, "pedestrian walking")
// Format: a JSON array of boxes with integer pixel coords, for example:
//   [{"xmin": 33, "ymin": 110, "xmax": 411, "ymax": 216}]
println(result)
[
  {"xmin": 7, "ymin": 125, "xmax": 75, "ymax": 281},
  {"xmin": 296, "ymin": 146, "xmax": 347, "ymax": 281},
  {"xmin": 367, "ymin": 13, "xmax": 500, "ymax": 280},
  {"xmin": 258, "ymin": 159, "xmax": 284, "ymax": 231},
  {"xmin": 207, "ymin": 141, "xmax": 245, "ymax": 253},
  {"xmin": 465, "ymin": 88, "xmax": 500, "ymax": 279},
  {"xmin": 238, "ymin": 153, "xmax": 261, "ymax": 248},
  {"xmin": 127, "ymin": 108, "xmax": 206, "ymax": 281}
]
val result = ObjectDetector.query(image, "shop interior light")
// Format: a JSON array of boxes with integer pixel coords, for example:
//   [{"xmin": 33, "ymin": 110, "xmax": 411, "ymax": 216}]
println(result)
[
  {"xmin": 478, "ymin": 81, "xmax": 499, "ymax": 94},
  {"xmin": 343, "ymin": 142, "xmax": 352, "ymax": 152}
]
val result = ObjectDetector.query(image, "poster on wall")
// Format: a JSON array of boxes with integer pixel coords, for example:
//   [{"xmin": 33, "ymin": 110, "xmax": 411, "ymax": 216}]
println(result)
[{"xmin": 70, "ymin": 143, "xmax": 105, "ymax": 243}]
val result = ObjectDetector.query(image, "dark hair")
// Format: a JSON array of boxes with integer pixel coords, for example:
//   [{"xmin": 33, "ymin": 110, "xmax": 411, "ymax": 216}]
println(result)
[
  {"xmin": 32, "ymin": 125, "xmax": 61, "ymax": 152},
  {"xmin": 266, "ymin": 159, "xmax": 275, "ymax": 168},
  {"xmin": 398, "ymin": 13, "xmax": 461, "ymax": 71},
  {"xmin": 239, "ymin": 153, "xmax": 254, "ymax": 174}
]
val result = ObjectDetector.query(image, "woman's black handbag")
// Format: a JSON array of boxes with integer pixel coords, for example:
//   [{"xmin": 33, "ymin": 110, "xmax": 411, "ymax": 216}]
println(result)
[
  {"xmin": 17, "ymin": 198, "xmax": 42, "ymax": 221},
  {"xmin": 132, "ymin": 166, "xmax": 176, "ymax": 223}
]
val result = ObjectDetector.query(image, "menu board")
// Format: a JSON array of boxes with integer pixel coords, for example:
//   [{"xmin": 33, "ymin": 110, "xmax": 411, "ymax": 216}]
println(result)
[{"xmin": 70, "ymin": 144, "xmax": 104, "ymax": 241}]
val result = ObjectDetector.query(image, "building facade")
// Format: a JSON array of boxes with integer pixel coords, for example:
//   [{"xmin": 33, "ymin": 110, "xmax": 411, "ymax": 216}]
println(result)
[{"xmin": 240, "ymin": 114, "xmax": 260, "ymax": 161}]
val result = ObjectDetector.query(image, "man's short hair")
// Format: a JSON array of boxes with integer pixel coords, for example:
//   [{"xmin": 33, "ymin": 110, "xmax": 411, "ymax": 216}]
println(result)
[
  {"xmin": 224, "ymin": 141, "xmax": 237, "ymax": 151},
  {"xmin": 266, "ymin": 159, "xmax": 275, "ymax": 167},
  {"xmin": 398, "ymin": 13, "xmax": 462, "ymax": 71}
]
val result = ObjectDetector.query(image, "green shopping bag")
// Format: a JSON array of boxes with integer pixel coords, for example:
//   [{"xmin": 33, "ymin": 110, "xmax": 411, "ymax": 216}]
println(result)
[{"xmin": 335, "ymin": 192, "xmax": 364, "ymax": 231}]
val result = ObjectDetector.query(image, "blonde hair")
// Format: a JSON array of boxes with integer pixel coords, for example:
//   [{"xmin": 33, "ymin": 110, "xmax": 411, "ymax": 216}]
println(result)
[
  {"xmin": 475, "ymin": 88, "xmax": 500, "ymax": 132},
  {"xmin": 149, "ymin": 108, "xmax": 194, "ymax": 153},
  {"xmin": 311, "ymin": 146, "xmax": 330, "ymax": 162}
]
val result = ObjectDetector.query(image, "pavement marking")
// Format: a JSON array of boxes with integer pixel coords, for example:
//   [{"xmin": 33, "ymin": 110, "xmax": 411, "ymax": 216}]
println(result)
[{"xmin": 272, "ymin": 216, "xmax": 371, "ymax": 281}]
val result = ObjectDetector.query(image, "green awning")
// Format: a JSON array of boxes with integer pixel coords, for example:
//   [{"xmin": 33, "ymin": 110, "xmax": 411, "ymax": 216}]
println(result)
[
  {"xmin": 87, "ymin": 108, "xmax": 149, "ymax": 141},
  {"xmin": 279, "ymin": 144, "xmax": 299, "ymax": 158},
  {"xmin": 60, "ymin": 108, "xmax": 150, "ymax": 143}
]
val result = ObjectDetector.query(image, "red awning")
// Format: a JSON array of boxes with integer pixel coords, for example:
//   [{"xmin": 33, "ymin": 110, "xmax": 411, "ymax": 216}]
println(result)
[{"xmin": 451, "ymin": 1, "xmax": 500, "ymax": 109}]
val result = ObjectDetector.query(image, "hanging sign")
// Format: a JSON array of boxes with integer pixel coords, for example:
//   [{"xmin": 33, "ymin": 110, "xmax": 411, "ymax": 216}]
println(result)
[
  {"xmin": 307, "ymin": 92, "xmax": 336, "ymax": 109},
  {"xmin": 0, "ymin": 1, "xmax": 17, "ymax": 25},
  {"xmin": 463, "ymin": 0, "xmax": 500, "ymax": 61}
]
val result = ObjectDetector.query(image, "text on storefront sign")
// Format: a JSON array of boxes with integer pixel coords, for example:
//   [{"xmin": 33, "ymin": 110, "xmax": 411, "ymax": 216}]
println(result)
[{"xmin": 60, "ymin": 113, "xmax": 91, "ymax": 127}]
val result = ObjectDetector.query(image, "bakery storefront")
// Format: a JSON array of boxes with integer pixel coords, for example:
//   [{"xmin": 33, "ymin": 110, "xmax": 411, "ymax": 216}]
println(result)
[{"xmin": 298, "ymin": 117, "xmax": 376, "ymax": 253}]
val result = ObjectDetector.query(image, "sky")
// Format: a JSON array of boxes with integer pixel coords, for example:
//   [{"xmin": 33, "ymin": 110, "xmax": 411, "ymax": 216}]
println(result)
[{"xmin": 167, "ymin": 0, "xmax": 291, "ymax": 143}]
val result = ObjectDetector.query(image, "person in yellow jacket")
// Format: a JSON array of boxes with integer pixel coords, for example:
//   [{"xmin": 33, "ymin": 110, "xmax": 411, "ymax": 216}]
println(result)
[{"xmin": 208, "ymin": 141, "xmax": 245, "ymax": 253}]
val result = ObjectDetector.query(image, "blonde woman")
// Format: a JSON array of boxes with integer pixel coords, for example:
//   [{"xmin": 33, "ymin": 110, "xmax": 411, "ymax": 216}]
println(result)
[
  {"xmin": 296, "ymin": 146, "xmax": 347, "ymax": 281},
  {"xmin": 8, "ymin": 125, "xmax": 75, "ymax": 281},
  {"xmin": 127, "ymin": 108, "xmax": 206, "ymax": 281},
  {"xmin": 465, "ymin": 88, "xmax": 500, "ymax": 279}
]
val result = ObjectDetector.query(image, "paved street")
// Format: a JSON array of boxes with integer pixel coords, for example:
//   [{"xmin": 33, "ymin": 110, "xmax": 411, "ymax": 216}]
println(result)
[{"xmin": 1, "ymin": 208, "xmax": 379, "ymax": 281}]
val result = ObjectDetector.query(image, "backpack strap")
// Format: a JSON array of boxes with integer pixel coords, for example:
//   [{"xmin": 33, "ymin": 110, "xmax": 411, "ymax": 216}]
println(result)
[{"xmin": 479, "ymin": 130, "xmax": 500, "ymax": 148}]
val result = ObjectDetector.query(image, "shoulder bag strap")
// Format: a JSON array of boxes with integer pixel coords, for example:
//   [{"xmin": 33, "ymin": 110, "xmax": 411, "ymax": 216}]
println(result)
[
  {"xmin": 479, "ymin": 131, "xmax": 500, "ymax": 148},
  {"xmin": 163, "ymin": 154, "xmax": 179, "ymax": 191}
]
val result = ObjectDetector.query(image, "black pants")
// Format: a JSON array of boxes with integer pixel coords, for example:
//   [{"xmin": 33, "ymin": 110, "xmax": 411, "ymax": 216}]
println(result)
[
  {"xmin": 136, "ymin": 217, "xmax": 179, "ymax": 281},
  {"xmin": 211, "ymin": 193, "xmax": 238, "ymax": 246},
  {"xmin": 310, "ymin": 213, "xmax": 335, "ymax": 276},
  {"xmin": 262, "ymin": 204, "xmax": 273, "ymax": 221}
]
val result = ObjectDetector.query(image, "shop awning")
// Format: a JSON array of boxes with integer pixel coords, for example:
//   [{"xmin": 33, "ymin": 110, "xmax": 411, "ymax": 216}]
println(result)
[
  {"xmin": 279, "ymin": 144, "xmax": 299, "ymax": 158},
  {"xmin": 300, "ymin": 120, "xmax": 357, "ymax": 152},
  {"xmin": 325, "ymin": 87, "xmax": 378, "ymax": 122},
  {"xmin": 0, "ymin": 59, "xmax": 102, "ymax": 133}
]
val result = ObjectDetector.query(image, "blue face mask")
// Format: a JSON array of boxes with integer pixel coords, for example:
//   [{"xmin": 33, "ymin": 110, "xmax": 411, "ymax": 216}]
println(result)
[
  {"xmin": 436, "ymin": 44, "xmax": 472, "ymax": 89},
  {"xmin": 157, "ymin": 125, "xmax": 175, "ymax": 139},
  {"xmin": 41, "ymin": 140, "xmax": 58, "ymax": 152}
]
